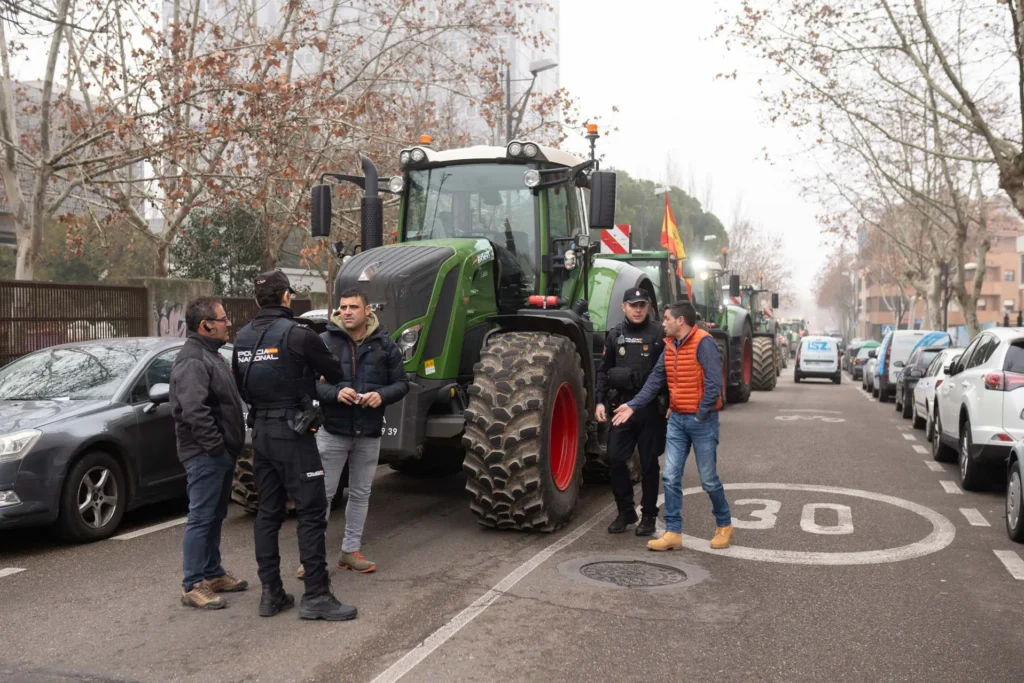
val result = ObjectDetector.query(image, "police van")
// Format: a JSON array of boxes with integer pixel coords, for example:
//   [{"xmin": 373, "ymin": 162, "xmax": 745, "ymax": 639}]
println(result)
[{"xmin": 795, "ymin": 335, "xmax": 841, "ymax": 384}]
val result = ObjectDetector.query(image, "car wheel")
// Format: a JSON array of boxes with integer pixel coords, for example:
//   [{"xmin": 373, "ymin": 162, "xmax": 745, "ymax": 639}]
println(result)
[
  {"xmin": 872, "ymin": 385, "xmax": 879, "ymax": 398},
  {"xmin": 894, "ymin": 386, "xmax": 903, "ymax": 412},
  {"xmin": 959, "ymin": 418, "xmax": 984, "ymax": 491},
  {"xmin": 924, "ymin": 404, "xmax": 934, "ymax": 440},
  {"xmin": 833, "ymin": 373, "xmax": 841, "ymax": 385},
  {"xmin": 57, "ymin": 451, "xmax": 127, "ymax": 543},
  {"xmin": 912, "ymin": 400, "xmax": 926, "ymax": 430},
  {"xmin": 1008, "ymin": 460, "xmax": 1024, "ymax": 543},
  {"xmin": 932, "ymin": 407, "xmax": 955, "ymax": 463},
  {"xmin": 901, "ymin": 389, "xmax": 913, "ymax": 419}
]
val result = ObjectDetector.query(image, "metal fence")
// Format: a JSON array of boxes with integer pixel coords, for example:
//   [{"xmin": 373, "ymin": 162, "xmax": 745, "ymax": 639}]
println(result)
[
  {"xmin": 222, "ymin": 296, "xmax": 314, "ymax": 341},
  {"xmin": 0, "ymin": 280, "xmax": 149, "ymax": 366}
]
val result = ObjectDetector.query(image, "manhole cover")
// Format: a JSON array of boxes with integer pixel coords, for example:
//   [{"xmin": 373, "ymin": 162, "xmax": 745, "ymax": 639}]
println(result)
[{"xmin": 578, "ymin": 561, "xmax": 687, "ymax": 588}]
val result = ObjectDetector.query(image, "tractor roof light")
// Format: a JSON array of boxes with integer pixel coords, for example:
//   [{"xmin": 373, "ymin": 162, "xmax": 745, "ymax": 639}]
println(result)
[
  {"xmin": 524, "ymin": 169, "xmax": 541, "ymax": 188},
  {"xmin": 399, "ymin": 150, "xmax": 411, "ymax": 167},
  {"xmin": 388, "ymin": 176, "xmax": 405, "ymax": 194},
  {"xmin": 508, "ymin": 142, "xmax": 523, "ymax": 157},
  {"xmin": 411, "ymin": 148, "xmax": 427, "ymax": 163},
  {"xmin": 506, "ymin": 139, "xmax": 547, "ymax": 162},
  {"xmin": 523, "ymin": 143, "xmax": 539, "ymax": 158}
]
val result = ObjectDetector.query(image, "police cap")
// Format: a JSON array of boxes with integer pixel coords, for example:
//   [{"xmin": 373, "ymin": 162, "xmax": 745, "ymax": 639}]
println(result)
[
  {"xmin": 254, "ymin": 270, "xmax": 295, "ymax": 298},
  {"xmin": 623, "ymin": 288, "xmax": 651, "ymax": 304}
]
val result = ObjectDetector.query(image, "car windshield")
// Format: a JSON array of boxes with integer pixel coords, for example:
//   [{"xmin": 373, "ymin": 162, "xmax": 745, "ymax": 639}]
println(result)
[
  {"xmin": 918, "ymin": 350, "xmax": 941, "ymax": 368},
  {"xmin": 0, "ymin": 345, "xmax": 149, "ymax": 401}
]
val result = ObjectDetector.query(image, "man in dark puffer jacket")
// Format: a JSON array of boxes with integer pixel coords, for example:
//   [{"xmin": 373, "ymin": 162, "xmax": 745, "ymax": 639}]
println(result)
[{"xmin": 298, "ymin": 288, "xmax": 408, "ymax": 577}]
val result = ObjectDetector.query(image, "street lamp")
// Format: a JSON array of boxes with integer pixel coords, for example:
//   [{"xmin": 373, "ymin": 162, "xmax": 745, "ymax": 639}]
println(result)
[{"xmin": 506, "ymin": 58, "xmax": 558, "ymax": 142}]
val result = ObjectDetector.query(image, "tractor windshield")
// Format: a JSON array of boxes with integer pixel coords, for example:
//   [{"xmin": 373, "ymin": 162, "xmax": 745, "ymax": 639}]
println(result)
[
  {"xmin": 626, "ymin": 260, "xmax": 673, "ymax": 307},
  {"xmin": 404, "ymin": 163, "xmax": 538, "ymax": 287}
]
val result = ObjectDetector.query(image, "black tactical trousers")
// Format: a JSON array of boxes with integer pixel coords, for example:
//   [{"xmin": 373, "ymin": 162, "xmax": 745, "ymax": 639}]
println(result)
[
  {"xmin": 252, "ymin": 416, "xmax": 328, "ymax": 595},
  {"xmin": 609, "ymin": 404, "xmax": 666, "ymax": 518}
]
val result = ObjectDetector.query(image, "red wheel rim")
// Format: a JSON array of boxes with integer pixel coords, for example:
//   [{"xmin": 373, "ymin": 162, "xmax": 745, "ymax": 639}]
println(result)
[
  {"xmin": 743, "ymin": 338, "xmax": 752, "ymax": 384},
  {"xmin": 549, "ymin": 382, "xmax": 578, "ymax": 492}
]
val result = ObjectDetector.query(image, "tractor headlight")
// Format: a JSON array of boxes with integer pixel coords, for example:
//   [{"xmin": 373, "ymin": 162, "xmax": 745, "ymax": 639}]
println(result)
[
  {"xmin": 399, "ymin": 150, "xmax": 411, "ymax": 166},
  {"xmin": 0, "ymin": 429, "xmax": 41, "ymax": 463},
  {"xmin": 523, "ymin": 143, "xmax": 539, "ymax": 158},
  {"xmin": 524, "ymin": 169, "xmax": 541, "ymax": 188},
  {"xmin": 508, "ymin": 142, "xmax": 523, "ymax": 157},
  {"xmin": 411, "ymin": 148, "xmax": 426, "ymax": 163},
  {"xmin": 399, "ymin": 324, "xmax": 423, "ymax": 361},
  {"xmin": 388, "ymin": 176, "xmax": 405, "ymax": 194}
]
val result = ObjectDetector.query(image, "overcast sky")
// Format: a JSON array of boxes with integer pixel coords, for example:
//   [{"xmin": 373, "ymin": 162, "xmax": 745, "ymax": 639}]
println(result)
[{"xmin": 560, "ymin": 0, "xmax": 830, "ymax": 321}]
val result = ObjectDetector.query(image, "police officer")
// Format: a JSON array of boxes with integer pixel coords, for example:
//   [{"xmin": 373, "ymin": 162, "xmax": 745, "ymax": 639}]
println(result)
[
  {"xmin": 595, "ymin": 288, "xmax": 667, "ymax": 536},
  {"xmin": 231, "ymin": 270, "xmax": 355, "ymax": 622}
]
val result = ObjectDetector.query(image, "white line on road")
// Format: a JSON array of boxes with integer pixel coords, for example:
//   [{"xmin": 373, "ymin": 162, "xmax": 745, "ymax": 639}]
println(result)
[
  {"xmin": 110, "ymin": 517, "xmax": 187, "ymax": 541},
  {"xmin": 959, "ymin": 508, "xmax": 990, "ymax": 527},
  {"xmin": 902, "ymin": 433, "xmax": 917, "ymax": 441},
  {"xmin": 0, "ymin": 568, "xmax": 26, "ymax": 579},
  {"xmin": 777, "ymin": 409, "xmax": 843, "ymax": 413},
  {"xmin": 913, "ymin": 445, "xmax": 929, "ymax": 454},
  {"xmin": 940, "ymin": 480, "xmax": 964, "ymax": 494},
  {"xmin": 370, "ymin": 499, "xmax": 616, "ymax": 683},
  {"xmin": 924, "ymin": 461, "xmax": 944, "ymax": 472},
  {"xmin": 994, "ymin": 550, "xmax": 1024, "ymax": 580}
]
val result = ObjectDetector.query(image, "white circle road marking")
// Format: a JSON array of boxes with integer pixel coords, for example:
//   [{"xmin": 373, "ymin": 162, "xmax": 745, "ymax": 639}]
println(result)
[
  {"xmin": 679, "ymin": 483, "xmax": 956, "ymax": 566},
  {"xmin": 775, "ymin": 415, "xmax": 846, "ymax": 423}
]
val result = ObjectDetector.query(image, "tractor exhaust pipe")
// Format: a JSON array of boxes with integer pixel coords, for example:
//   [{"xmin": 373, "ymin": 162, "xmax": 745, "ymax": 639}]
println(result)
[{"xmin": 360, "ymin": 154, "xmax": 383, "ymax": 250}]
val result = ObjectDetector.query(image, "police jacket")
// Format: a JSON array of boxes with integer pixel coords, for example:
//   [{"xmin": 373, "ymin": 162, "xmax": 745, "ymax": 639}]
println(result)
[
  {"xmin": 231, "ymin": 306, "xmax": 344, "ymax": 410},
  {"xmin": 595, "ymin": 317, "xmax": 666, "ymax": 408},
  {"xmin": 315, "ymin": 313, "xmax": 409, "ymax": 438}
]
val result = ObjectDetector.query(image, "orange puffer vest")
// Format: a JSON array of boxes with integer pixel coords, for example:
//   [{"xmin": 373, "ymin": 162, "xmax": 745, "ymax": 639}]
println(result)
[{"xmin": 664, "ymin": 327, "xmax": 722, "ymax": 414}]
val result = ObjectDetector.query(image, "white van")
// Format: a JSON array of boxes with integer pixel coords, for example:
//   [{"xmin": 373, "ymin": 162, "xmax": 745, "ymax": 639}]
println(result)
[
  {"xmin": 876, "ymin": 330, "xmax": 951, "ymax": 403},
  {"xmin": 795, "ymin": 336, "xmax": 841, "ymax": 384}
]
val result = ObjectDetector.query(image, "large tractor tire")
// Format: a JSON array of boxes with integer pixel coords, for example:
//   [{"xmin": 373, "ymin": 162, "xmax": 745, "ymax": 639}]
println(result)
[
  {"xmin": 463, "ymin": 332, "xmax": 586, "ymax": 532},
  {"xmin": 726, "ymin": 326, "xmax": 753, "ymax": 404},
  {"xmin": 751, "ymin": 337, "xmax": 777, "ymax": 391},
  {"xmin": 714, "ymin": 335, "xmax": 729, "ymax": 409}
]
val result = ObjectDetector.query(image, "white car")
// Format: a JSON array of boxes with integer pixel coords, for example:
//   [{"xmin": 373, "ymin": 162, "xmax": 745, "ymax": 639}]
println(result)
[
  {"xmin": 794, "ymin": 335, "xmax": 841, "ymax": 384},
  {"xmin": 932, "ymin": 327, "xmax": 1024, "ymax": 490},
  {"xmin": 912, "ymin": 347, "xmax": 964, "ymax": 436},
  {"xmin": 863, "ymin": 354, "xmax": 879, "ymax": 394}
]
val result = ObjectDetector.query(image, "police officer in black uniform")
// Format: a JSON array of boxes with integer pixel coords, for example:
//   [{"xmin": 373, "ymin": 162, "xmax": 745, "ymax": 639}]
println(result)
[
  {"xmin": 231, "ymin": 270, "xmax": 356, "ymax": 621},
  {"xmin": 595, "ymin": 288, "xmax": 667, "ymax": 536}
]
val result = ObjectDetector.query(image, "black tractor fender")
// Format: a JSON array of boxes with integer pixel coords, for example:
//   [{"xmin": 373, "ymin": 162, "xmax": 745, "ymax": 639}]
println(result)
[{"xmin": 487, "ymin": 311, "xmax": 597, "ymax": 413}]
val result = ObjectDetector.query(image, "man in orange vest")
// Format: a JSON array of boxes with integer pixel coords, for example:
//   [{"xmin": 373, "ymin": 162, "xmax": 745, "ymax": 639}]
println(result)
[{"xmin": 612, "ymin": 300, "xmax": 734, "ymax": 551}]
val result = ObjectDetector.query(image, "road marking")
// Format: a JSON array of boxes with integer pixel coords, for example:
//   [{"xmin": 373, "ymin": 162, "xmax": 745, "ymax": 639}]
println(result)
[
  {"xmin": 959, "ymin": 508, "xmax": 990, "ymax": 527},
  {"xmin": 800, "ymin": 503, "xmax": 854, "ymax": 535},
  {"xmin": 110, "ymin": 517, "xmax": 187, "ymax": 541},
  {"xmin": 0, "ymin": 568, "xmax": 26, "ymax": 579},
  {"xmin": 778, "ymin": 409, "xmax": 843, "ymax": 413},
  {"xmin": 370, "ymin": 499, "xmax": 616, "ymax": 683},
  {"xmin": 680, "ymin": 483, "xmax": 955, "ymax": 565},
  {"xmin": 901, "ymin": 434, "xmax": 916, "ymax": 441},
  {"xmin": 994, "ymin": 550, "xmax": 1024, "ymax": 580},
  {"xmin": 939, "ymin": 481, "xmax": 963, "ymax": 494},
  {"xmin": 924, "ymin": 461, "xmax": 944, "ymax": 472},
  {"xmin": 913, "ymin": 445, "xmax": 929, "ymax": 454}
]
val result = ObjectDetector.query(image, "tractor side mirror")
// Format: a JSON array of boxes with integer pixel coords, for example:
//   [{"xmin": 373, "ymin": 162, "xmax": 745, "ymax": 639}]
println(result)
[
  {"xmin": 311, "ymin": 184, "xmax": 332, "ymax": 238},
  {"xmin": 771, "ymin": 293, "xmax": 780, "ymax": 309},
  {"xmin": 729, "ymin": 274, "xmax": 740, "ymax": 298},
  {"xmin": 588, "ymin": 171, "xmax": 617, "ymax": 230},
  {"xmin": 680, "ymin": 260, "xmax": 696, "ymax": 280}
]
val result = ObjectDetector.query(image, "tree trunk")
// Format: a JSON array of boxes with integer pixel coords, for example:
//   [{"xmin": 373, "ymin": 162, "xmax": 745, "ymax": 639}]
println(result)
[
  {"xmin": 155, "ymin": 242, "xmax": 170, "ymax": 277},
  {"xmin": 926, "ymin": 265, "xmax": 943, "ymax": 330}
]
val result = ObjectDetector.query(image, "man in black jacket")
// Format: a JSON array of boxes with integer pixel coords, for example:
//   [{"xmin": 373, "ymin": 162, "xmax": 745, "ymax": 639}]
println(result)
[
  {"xmin": 595, "ymin": 289, "xmax": 667, "ymax": 537},
  {"xmin": 300, "ymin": 287, "xmax": 408, "ymax": 576},
  {"xmin": 170, "ymin": 296, "xmax": 248, "ymax": 610},
  {"xmin": 231, "ymin": 270, "xmax": 355, "ymax": 622}
]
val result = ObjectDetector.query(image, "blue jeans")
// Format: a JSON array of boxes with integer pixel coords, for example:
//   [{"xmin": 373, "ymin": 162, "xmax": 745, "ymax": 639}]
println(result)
[
  {"xmin": 663, "ymin": 412, "xmax": 731, "ymax": 533},
  {"xmin": 182, "ymin": 453, "xmax": 235, "ymax": 591}
]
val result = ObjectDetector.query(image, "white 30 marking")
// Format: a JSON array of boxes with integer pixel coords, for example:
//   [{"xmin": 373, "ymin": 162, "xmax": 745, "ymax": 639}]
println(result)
[
  {"xmin": 731, "ymin": 499, "xmax": 781, "ymax": 529},
  {"xmin": 800, "ymin": 503, "xmax": 854, "ymax": 535}
]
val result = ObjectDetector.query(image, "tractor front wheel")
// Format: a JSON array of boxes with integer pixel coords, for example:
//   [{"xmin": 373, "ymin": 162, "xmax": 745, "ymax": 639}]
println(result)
[
  {"xmin": 751, "ymin": 337, "xmax": 777, "ymax": 391},
  {"xmin": 463, "ymin": 332, "xmax": 586, "ymax": 532},
  {"xmin": 726, "ymin": 327, "xmax": 753, "ymax": 404}
]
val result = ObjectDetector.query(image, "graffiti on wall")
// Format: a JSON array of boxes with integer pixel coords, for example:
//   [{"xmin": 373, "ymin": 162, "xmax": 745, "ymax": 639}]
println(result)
[{"xmin": 157, "ymin": 300, "xmax": 187, "ymax": 337}]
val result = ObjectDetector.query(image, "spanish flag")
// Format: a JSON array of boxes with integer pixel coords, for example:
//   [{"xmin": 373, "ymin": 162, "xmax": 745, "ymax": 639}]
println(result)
[{"xmin": 659, "ymin": 194, "xmax": 692, "ymax": 299}]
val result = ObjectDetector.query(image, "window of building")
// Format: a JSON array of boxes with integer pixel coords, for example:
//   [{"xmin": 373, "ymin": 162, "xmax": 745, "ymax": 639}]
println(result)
[
  {"xmin": 977, "ymin": 298, "xmax": 987, "ymax": 309},
  {"xmin": 1006, "ymin": 270, "xmax": 1016, "ymax": 282}
]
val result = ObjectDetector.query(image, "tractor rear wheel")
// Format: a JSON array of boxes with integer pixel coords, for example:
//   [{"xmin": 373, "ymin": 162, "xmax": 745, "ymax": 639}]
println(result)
[
  {"xmin": 751, "ymin": 337, "xmax": 777, "ymax": 391},
  {"xmin": 463, "ymin": 332, "xmax": 586, "ymax": 532},
  {"xmin": 714, "ymin": 335, "xmax": 729, "ymax": 409},
  {"xmin": 726, "ymin": 326, "xmax": 753, "ymax": 404}
]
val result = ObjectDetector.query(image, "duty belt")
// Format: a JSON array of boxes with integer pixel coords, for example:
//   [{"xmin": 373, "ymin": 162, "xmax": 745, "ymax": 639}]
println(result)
[{"xmin": 253, "ymin": 407, "xmax": 295, "ymax": 419}]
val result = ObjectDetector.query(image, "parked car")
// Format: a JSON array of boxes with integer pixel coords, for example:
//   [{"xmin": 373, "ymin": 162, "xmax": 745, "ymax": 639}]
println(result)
[
  {"xmin": 1007, "ymin": 440, "xmax": 1023, "ymax": 542},
  {"xmin": 895, "ymin": 345, "xmax": 949, "ymax": 419},
  {"xmin": 932, "ymin": 327, "xmax": 1024, "ymax": 490},
  {"xmin": 875, "ymin": 330, "xmax": 951, "ymax": 402},
  {"xmin": 912, "ymin": 348, "xmax": 964, "ymax": 437},
  {"xmin": 843, "ymin": 338, "xmax": 868, "ymax": 373},
  {"xmin": 852, "ymin": 342, "xmax": 879, "ymax": 381},
  {"xmin": 0, "ymin": 338, "xmax": 235, "ymax": 542},
  {"xmin": 794, "ymin": 335, "xmax": 841, "ymax": 384},
  {"xmin": 863, "ymin": 351, "xmax": 879, "ymax": 394}
]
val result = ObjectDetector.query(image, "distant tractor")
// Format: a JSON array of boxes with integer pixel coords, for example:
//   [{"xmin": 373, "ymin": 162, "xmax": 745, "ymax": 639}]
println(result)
[
  {"xmin": 780, "ymin": 319, "xmax": 808, "ymax": 357},
  {"xmin": 738, "ymin": 284, "xmax": 781, "ymax": 391},
  {"xmin": 292, "ymin": 128, "xmax": 660, "ymax": 532}
]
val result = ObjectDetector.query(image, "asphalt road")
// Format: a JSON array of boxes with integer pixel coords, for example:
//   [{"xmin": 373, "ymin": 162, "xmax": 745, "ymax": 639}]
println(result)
[{"xmin": 2, "ymin": 365, "xmax": 1023, "ymax": 682}]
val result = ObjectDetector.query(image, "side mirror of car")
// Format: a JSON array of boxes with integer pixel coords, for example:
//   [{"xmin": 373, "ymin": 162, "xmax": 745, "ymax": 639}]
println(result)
[
  {"xmin": 943, "ymin": 364, "xmax": 952, "ymax": 374},
  {"xmin": 893, "ymin": 360, "xmax": 904, "ymax": 368},
  {"xmin": 868, "ymin": 350, "xmax": 877, "ymax": 358},
  {"xmin": 144, "ymin": 383, "xmax": 170, "ymax": 415}
]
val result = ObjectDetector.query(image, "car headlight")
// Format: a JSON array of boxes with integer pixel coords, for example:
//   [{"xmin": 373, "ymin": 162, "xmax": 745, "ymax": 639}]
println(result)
[
  {"xmin": 399, "ymin": 324, "xmax": 423, "ymax": 361},
  {"xmin": 0, "ymin": 429, "xmax": 41, "ymax": 463}
]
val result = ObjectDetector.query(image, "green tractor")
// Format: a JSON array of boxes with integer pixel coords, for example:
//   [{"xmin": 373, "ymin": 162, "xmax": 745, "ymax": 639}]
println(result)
[
  {"xmin": 305, "ymin": 130, "xmax": 660, "ymax": 532},
  {"xmin": 738, "ymin": 284, "xmax": 781, "ymax": 391},
  {"xmin": 779, "ymin": 319, "xmax": 808, "ymax": 357}
]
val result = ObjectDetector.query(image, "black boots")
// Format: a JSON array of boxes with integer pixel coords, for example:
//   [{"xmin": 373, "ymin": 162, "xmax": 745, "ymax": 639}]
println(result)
[
  {"xmin": 607, "ymin": 509, "xmax": 639, "ymax": 534},
  {"xmin": 299, "ymin": 579, "xmax": 358, "ymax": 622},
  {"xmin": 258, "ymin": 582, "xmax": 295, "ymax": 617},
  {"xmin": 635, "ymin": 515, "xmax": 657, "ymax": 537}
]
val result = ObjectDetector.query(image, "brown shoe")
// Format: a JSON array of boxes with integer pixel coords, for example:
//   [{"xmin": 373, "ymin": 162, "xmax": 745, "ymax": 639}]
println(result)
[
  {"xmin": 710, "ymin": 525, "xmax": 734, "ymax": 549},
  {"xmin": 647, "ymin": 531, "xmax": 683, "ymax": 552},
  {"xmin": 206, "ymin": 571, "xmax": 249, "ymax": 593},
  {"xmin": 296, "ymin": 564, "xmax": 305, "ymax": 580},
  {"xmin": 339, "ymin": 551, "xmax": 376, "ymax": 573},
  {"xmin": 182, "ymin": 582, "xmax": 225, "ymax": 610}
]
